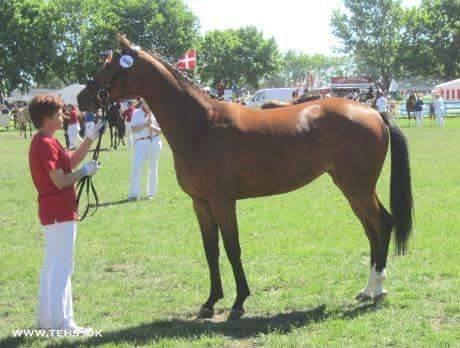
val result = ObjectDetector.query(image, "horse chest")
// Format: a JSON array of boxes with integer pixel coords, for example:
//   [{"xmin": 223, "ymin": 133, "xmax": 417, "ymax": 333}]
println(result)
[{"xmin": 173, "ymin": 159, "xmax": 208, "ymax": 197}]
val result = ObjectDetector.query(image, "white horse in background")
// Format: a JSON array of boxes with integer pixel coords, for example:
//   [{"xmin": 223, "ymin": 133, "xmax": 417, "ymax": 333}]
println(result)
[{"xmin": 16, "ymin": 107, "xmax": 32, "ymax": 139}]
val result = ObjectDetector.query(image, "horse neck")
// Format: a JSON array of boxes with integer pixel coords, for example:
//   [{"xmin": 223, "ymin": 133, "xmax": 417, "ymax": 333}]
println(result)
[{"xmin": 140, "ymin": 59, "xmax": 209, "ymax": 156}]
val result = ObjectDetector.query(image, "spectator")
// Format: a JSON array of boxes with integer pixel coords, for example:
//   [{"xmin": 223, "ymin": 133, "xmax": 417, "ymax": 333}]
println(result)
[
  {"xmin": 414, "ymin": 94, "xmax": 424, "ymax": 126},
  {"xmin": 216, "ymin": 80, "xmax": 225, "ymax": 98},
  {"xmin": 128, "ymin": 99, "xmax": 162, "ymax": 200},
  {"xmin": 375, "ymin": 90, "xmax": 388, "ymax": 113},
  {"xmin": 122, "ymin": 100, "xmax": 135, "ymax": 148},
  {"xmin": 84, "ymin": 111, "xmax": 95, "ymax": 134},
  {"xmin": 433, "ymin": 94, "xmax": 446, "ymax": 127},
  {"xmin": 68, "ymin": 105, "xmax": 82, "ymax": 150}
]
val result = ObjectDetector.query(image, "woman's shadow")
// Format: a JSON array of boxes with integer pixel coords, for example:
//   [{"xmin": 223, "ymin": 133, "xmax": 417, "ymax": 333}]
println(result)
[{"xmin": 0, "ymin": 302, "xmax": 379, "ymax": 347}]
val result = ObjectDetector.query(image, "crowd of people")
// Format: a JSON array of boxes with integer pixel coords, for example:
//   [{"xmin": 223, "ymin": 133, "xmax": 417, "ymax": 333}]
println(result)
[
  {"xmin": 371, "ymin": 88, "xmax": 446, "ymax": 127},
  {"xmin": 56, "ymin": 98, "xmax": 163, "ymax": 201}
]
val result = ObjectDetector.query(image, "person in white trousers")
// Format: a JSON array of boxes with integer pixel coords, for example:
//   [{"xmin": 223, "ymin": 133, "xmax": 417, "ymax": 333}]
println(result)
[
  {"xmin": 122, "ymin": 100, "xmax": 135, "ymax": 149},
  {"xmin": 28, "ymin": 94, "xmax": 103, "ymax": 334},
  {"xmin": 67, "ymin": 105, "xmax": 82, "ymax": 150},
  {"xmin": 433, "ymin": 94, "xmax": 446, "ymax": 127},
  {"xmin": 375, "ymin": 90, "xmax": 388, "ymax": 113},
  {"xmin": 128, "ymin": 99, "xmax": 162, "ymax": 200},
  {"xmin": 414, "ymin": 94, "xmax": 424, "ymax": 127}
]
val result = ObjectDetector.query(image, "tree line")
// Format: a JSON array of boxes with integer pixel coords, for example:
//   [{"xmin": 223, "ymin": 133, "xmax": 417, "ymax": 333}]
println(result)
[{"xmin": 0, "ymin": 0, "xmax": 458, "ymax": 95}]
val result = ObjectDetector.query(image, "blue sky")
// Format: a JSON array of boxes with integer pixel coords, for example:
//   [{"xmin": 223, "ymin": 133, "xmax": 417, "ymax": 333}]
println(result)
[{"xmin": 183, "ymin": 0, "xmax": 421, "ymax": 55}]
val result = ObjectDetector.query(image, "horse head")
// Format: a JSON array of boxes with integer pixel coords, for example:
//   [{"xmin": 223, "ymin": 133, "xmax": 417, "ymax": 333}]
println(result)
[{"xmin": 78, "ymin": 34, "xmax": 149, "ymax": 113}]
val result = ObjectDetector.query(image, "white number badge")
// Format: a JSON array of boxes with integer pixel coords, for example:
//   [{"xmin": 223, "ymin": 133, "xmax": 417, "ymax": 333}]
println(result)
[{"xmin": 120, "ymin": 55, "xmax": 134, "ymax": 68}]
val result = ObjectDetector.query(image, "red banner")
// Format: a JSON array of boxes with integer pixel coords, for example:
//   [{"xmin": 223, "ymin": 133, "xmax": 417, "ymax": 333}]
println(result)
[{"xmin": 331, "ymin": 77, "xmax": 372, "ymax": 84}]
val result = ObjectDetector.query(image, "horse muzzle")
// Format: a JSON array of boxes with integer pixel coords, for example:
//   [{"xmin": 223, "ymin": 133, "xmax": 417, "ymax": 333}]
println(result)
[{"xmin": 77, "ymin": 88, "xmax": 100, "ymax": 113}]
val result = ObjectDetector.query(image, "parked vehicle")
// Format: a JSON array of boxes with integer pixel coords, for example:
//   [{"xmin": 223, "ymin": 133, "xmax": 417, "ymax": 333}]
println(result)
[{"xmin": 246, "ymin": 87, "xmax": 305, "ymax": 108}]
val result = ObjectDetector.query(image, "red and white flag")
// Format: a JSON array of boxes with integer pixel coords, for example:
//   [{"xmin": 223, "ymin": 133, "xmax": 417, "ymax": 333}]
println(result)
[{"xmin": 177, "ymin": 50, "xmax": 197, "ymax": 70}]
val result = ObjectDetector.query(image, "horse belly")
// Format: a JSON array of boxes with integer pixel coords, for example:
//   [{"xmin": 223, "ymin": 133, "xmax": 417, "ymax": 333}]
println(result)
[{"xmin": 235, "ymin": 151, "xmax": 327, "ymax": 198}]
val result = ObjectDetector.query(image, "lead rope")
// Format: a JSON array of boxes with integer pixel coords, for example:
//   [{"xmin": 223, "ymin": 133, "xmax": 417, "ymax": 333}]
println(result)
[{"xmin": 76, "ymin": 107, "xmax": 107, "ymax": 221}]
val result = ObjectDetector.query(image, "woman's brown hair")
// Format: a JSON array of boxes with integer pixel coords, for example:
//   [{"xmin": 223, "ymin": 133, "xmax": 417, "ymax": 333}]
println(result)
[{"xmin": 28, "ymin": 94, "xmax": 65, "ymax": 129}]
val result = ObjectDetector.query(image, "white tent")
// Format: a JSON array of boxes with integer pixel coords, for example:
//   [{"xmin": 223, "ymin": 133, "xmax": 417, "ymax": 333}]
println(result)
[
  {"xmin": 10, "ymin": 87, "xmax": 59, "ymax": 102},
  {"xmin": 58, "ymin": 83, "xmax": 85, "ymax": 106},
  {"xmin": 433, "ymin": 79, "xmax": 460, "ymax": 100}
]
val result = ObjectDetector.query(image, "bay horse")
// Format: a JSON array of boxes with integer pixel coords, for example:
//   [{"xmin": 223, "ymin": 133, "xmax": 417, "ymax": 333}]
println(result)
[
  {"xmin": 406, "ymin": 93, "xmax": 416, "ymax": 122},
  {"xmin": 261, "ymin": 95, "xmax": 321, "ymax": 109},
  {"xmin": 106, "ymin": 102, "xmax": 126, "ymax": 149},
  {"xmin": 78, "ymin": 35, "xmax": 413, "ymax": 320}
]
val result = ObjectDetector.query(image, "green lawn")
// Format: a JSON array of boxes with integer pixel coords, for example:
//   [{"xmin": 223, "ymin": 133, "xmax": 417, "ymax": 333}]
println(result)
[{"xmin": 0, "ymin": 118, "xmax": 459, "ymax": 347}]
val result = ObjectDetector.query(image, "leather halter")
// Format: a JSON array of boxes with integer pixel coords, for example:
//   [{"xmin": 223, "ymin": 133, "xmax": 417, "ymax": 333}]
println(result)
[{"xmin": 85, "ymin": 47, "xmax": 139, "ymax": 107}]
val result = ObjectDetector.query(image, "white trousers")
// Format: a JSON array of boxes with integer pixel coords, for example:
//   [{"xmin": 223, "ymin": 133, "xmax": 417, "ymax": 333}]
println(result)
[
  {"xmin": 415, "ymin": 111, "xmax": 423, "ymax": 126},
  {"xmin": 125, "ymin": 121, "xmax": 133, "ymax": 148},
  {"xmin": 129, "ymin": 137, "xmax": 162, "ymax": 198},
  {"xmin": 38, "ymin": 221, "xmax": 77, "ymax": 330},
  {"xmin": 68, "ymin": 124, "xmax": 81, "ymax": 149},
  {"xmin": 435, "ymin": 112, "xmax": 445, "ymax": 127}
]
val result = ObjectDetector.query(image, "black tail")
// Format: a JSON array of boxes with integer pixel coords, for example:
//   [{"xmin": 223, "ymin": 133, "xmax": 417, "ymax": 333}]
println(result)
[{"xmin": 380, "ymin": 112, "xmax": 414, "ymax": 255}]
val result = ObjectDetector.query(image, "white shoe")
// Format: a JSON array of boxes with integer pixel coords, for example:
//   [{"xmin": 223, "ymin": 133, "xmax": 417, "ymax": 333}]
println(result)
[{"xmin": 65, "ymin": 325, "xmax": 94, "ymax": 336}]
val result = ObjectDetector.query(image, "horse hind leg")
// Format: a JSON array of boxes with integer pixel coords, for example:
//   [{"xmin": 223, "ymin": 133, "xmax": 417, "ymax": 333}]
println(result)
[
  {"xmin": 351, "ymin": 192, "xmax": 393, "ymax": 302},
  {"xmin": 348, "ymin": 200, "xmax": 378, "ymax": 301},
  {"xmin": 330, "ymin": 171, "xmax": 377, "ymax": 301},
  {"xmin": 330, "ymin": 168, "xmax": 393, "ymax": 302}
]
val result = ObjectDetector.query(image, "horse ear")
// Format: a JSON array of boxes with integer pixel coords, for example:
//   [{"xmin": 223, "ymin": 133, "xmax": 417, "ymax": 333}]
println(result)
[{"xmin": 117, "ymin": 33, "xmax": 132, "ymax": 50}]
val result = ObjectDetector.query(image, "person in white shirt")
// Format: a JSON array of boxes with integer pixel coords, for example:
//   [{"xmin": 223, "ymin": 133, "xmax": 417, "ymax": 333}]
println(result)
[
  {"xmin": 375, "ymin": 90, "xmax": 388, "ymax": 113},
  {"xmin": 432, "ymin": 94, "xmax": 445, "ymax": 127},
  {"xmin": 128, "ymin": 99, "xmax": 162, "ymax": 200}
]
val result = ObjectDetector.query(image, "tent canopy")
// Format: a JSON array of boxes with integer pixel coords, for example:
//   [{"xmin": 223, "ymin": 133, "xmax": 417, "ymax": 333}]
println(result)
[
  {"xmin": 58, "ymin": 84, "xmax": 85, "ymax": 106},
  {"xmin": 433, "ymin": 79, "xmax": 460, "ymax": 100},
  {"xmin": 434, "ymin": 79, "xmax": 460, "ymax": 89}
]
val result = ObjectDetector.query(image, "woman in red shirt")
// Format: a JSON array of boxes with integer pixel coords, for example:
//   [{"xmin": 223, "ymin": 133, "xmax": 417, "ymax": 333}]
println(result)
[{"xmin": 28, "ymin": 94, "xmax": 103, "ymax": 334}]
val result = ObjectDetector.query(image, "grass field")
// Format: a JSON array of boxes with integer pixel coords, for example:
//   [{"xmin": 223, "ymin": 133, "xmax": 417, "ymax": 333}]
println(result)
[{"xmin": 0, "ymin": 117, "xmax": 459, "ymax": 347}]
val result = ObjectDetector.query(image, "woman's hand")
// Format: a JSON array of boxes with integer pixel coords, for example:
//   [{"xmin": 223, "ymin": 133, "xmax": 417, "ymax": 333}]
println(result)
[{"xmin": 86, "ymin": 123, "xmax": 106, "ymax": 141}]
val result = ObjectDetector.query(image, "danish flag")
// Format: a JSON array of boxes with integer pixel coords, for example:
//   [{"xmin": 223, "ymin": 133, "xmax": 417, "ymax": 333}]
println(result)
[{"xmin": 177, "ymin": 50, "xmax": 197, "ymax": 70}]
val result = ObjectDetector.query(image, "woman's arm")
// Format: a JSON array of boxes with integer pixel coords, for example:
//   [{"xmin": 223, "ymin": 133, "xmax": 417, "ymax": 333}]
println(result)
[
  {"xmin": 49, "ymin": 167, "xmax": 87, "ymax": 189},
  {"xmin": 69, "ymin": 137, "xmax": 94, "ymax": 169}
]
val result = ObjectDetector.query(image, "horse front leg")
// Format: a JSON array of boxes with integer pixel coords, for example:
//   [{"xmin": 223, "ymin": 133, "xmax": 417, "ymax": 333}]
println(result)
[
  {"xmin": 114, "ymin": 127, "xmax": 118, "ymax": 149},
  {"xmin": 193, "ymin": 197, "xmax": 223, "ymax": 318},
  {"xmin": 109, "ymin": 126, "xmax": 114, "ymax": 148},
  {"xmin": 210, "ymin": 198, "xmax": 250, "ymax": 320}
]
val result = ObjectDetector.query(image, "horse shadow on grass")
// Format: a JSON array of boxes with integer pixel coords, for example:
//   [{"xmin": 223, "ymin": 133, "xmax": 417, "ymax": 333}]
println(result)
[{"xmin": 0, "ymin": 302, "xmax": 380, "ymax": 347}]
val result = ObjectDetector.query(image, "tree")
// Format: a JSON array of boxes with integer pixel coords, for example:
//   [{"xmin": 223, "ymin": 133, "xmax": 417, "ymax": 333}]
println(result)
[
  {"xmin": 265, "ymin": 50, "xmax": 355, "ymax": 88},
  {"xmin": 331, "ymin": 0, "xmax": 404, "ymax": 88},
  {"xmin": 46, "ymin": 0, "xmax": 201, "ymax": 85},
  {"xmin": 199, "ymin": 26, "xmax": 282, "ymax": 89},
  {"xmin": 0, "ymin": 0, "xmax": 200, "ymax": 92},
  {"xmin": 400, "ymin": 0, "xmax": 459, "ymax": 80},
  {"xmin": 0, "ymin": 0, "xmax": 54, "ymax": 92}
]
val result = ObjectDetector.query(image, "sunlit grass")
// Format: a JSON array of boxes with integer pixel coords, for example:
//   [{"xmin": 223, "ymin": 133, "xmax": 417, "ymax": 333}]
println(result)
[{"xmin": 0, "ymin": 118, "xmax": 458, "ymax": 346}]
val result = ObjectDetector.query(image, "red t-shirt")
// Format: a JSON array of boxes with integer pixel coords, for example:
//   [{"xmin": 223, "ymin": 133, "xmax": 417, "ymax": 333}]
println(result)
[
  {"xmin": 29, "ymin": 134, "xmax": 78, "ymax": 225},
  {"xmin": 69, "ymin": 109, "xmax": 78, "ymax": 124},
  {"xmin": 122, "ymin": 107, "xmax": 135, "ymax": 122}
]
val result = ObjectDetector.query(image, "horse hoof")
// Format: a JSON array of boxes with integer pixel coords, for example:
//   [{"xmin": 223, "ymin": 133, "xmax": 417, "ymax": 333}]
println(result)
[
  {"xmin": 356, "ymin": 292, "xmax": 373, "ymax": 302},
  {"xmin": 373, "ymin": 291, "xmax": 387, "ymax": 303},
  {"xmin": 227, "ymin": 308, "xmax": 245, "ymax": 321},
  {"xmin": 197, "ymin": 306, "xmax": 214, "ymax": 319}
]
